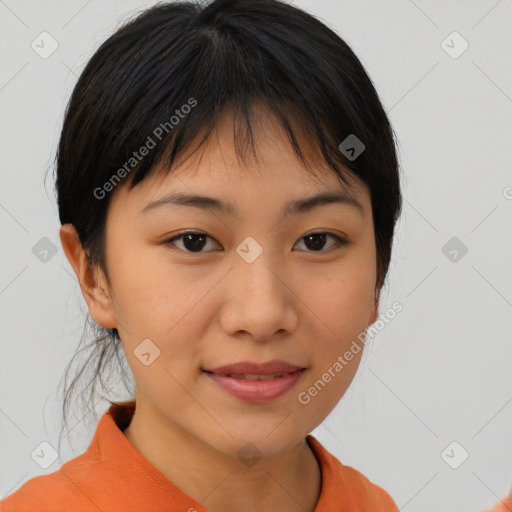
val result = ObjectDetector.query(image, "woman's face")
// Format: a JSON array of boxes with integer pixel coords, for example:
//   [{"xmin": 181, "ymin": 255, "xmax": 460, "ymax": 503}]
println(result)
[{"xmin": 86, "ymin": 108, "xmax": 378, "ymax": 458}]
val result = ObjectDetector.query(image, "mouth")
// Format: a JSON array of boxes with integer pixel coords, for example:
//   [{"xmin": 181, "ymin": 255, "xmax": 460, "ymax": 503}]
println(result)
[
  {"xmin": 202, "ymin": 371, "xmax": 295, "ymax": 380},
  {"xmin": 202, "ymin": 359, "xmax": 307, "ymax": 376},
  {"xmin": 201, "ymin": 367, "xmax": 307, "ymax": 403}
]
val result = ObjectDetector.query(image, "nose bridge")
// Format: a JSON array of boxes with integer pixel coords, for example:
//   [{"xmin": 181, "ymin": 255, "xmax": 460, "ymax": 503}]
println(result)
[
  {"xmin": 220, "ymin": 236, "xmax": 297, "ymax": 339},
  {"xmin": 235, "ymin": 235, "xmax": 284, "ymax": 301}
]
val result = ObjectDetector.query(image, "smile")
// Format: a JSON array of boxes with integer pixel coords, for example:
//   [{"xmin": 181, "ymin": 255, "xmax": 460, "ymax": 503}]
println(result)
[{"xmin": 202, "ymin": 368, "xmax": 306, "ymax": 403}]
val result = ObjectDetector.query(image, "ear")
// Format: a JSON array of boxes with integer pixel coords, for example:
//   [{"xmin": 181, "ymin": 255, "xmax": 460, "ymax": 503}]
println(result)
[
  {"xmin": 368, "ymin": 288, "xmax": 380, "ymax": 325},
  {"xmin": 59, "ymin": 224, "xmax": 117, "ymax": 329}
]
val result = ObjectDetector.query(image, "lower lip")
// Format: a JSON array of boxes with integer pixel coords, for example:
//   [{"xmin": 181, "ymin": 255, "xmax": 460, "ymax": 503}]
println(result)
[{"xmin": 203, "ymin": 369, "xmax": 306, "ymax": 403}]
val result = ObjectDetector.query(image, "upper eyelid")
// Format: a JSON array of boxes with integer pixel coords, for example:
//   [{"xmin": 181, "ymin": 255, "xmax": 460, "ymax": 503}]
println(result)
[{"xmin": 168, "ymin": 230, "xmax": 344, "ymax": 240}]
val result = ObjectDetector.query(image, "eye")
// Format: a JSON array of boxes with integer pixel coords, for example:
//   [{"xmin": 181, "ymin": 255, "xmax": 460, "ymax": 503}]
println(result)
[
  {"xmin": 294, "ymin": 232, "xmax": 347, "ymax": 252},
  {"xmin": 164, "ymin": 230, "xmax": 347, "ymax": 254},
  {"xmin": 164, "ymin": 231, "xmax": 220, "ymax": 253}
]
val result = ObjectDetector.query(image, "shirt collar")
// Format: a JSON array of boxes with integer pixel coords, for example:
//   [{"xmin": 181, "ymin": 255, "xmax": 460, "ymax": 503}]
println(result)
[{"xmin": 84, "ymin": 399, "xmax": 348, "ymax": 510}]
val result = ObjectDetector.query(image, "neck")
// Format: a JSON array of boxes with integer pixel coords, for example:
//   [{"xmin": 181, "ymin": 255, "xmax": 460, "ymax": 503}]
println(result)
[{"xmin": 123, "ymin": 400, "xmax": 322, "ymax": 512}]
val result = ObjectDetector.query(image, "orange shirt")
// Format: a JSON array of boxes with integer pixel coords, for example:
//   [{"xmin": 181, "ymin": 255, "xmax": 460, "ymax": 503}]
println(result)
[
  {"xmin": 482, "ymin": 496, "xmax": 512, "ymax": 512},
  {"xmin": 1, "ymin": 400, "xmax": 398, "ymax": 511}
]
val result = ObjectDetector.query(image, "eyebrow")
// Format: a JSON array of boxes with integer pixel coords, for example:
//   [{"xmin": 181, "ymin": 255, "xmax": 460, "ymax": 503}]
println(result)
[{"xmin": 138, "ymin": 190, "xmax": 363, "ymax": 217}]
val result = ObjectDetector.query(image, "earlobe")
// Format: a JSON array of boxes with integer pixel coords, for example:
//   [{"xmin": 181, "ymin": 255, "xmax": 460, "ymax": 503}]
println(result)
[{"xmin": 59, "ymin": 224, "xmax": 117, "ymax": 329}]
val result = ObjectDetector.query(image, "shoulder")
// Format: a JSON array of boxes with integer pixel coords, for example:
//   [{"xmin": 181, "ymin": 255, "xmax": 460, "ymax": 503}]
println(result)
[
  {"xmin": 1, "ymin": 404, "xmax": 130, "ymax": 512},
  {"xmin": 0, "ymin": 457, "xmax": 102, "ymax": 512},
  {"xmin": 307, "ymin": 435, "xmax": 398, "ymax": 511},
  {"xmin": 338, "ymin": 462, "xmax": 399, "ymax": 510}
]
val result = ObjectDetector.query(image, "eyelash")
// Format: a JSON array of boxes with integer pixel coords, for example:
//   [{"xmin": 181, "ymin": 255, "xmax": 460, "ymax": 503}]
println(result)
[{"xmin": 163, "ymin": 230, "xmax": 348, "ymax": 254}]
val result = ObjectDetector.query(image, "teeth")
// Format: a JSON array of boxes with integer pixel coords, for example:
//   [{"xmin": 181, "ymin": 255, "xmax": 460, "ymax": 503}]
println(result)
[
  {"xmin": 253, "ymin": 373, "xmax": 286, "ymax": 380},
  {"xmin": 220, "ymin": 373, "xmax": 287, "ymax": 380}
]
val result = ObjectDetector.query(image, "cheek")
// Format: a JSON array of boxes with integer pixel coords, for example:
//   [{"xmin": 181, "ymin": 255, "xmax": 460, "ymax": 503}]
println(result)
[
  {"xmin": 301, "ymin": 256, "xmax": 376, "ymax": 339},
  {"xmin": 296, "ymin": 265, "xmax": 373, "ymax": 423},
  {"xmin": 107, "ymin": 255, "xmax": 211, "ymax": 370},
  {"xmin": 106, "ymin": 247, "xmax": 195, "ymax": 327}
]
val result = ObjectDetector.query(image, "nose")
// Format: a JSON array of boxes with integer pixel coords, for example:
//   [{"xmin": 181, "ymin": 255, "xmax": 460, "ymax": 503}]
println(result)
[{"xmin": 219, "ymin": 252, "xmax": 299, "ymax": 342}]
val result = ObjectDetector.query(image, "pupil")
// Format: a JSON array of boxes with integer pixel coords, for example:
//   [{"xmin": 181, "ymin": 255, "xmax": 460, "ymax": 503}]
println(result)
[
  {"xmin": 305, "ymin": 233, "xmax": 326, "ymax": 251},
  {"xmin": 184, "ymin": 234, "xmax": 206, "ymax": 252}
]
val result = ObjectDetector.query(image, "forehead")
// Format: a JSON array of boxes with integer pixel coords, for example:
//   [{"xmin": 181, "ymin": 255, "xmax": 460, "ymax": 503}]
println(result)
[{"xmin": 111, "ymin": 105, "xmax": 368, "ymax": 213}]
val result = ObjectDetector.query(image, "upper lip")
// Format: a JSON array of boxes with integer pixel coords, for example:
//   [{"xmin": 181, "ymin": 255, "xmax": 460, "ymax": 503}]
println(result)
[{"xmin": 203, "ymin": 360, "xmax": 306, "ymax": 375}]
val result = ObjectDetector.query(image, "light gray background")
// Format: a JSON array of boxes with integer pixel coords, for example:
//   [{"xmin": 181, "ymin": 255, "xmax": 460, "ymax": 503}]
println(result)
[{"xmin": 1, "ymin": 1, "xmax": 511, "ymax": 510}]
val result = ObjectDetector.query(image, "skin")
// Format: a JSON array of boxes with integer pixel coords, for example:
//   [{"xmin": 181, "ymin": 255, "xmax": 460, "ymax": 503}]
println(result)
[{"xmin": 60, "ymin": 105, "xmax": 380, "ymax": 512}]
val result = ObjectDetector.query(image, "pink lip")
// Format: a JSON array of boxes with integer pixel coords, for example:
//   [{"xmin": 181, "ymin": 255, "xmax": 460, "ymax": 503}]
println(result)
[
  {"xmin": 203, "ymin": 360, "xmax": 305, "ymax": 375},
  {"xmin": 203, "ymin": 368, "xmax": 306, "ymax": 403}
]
